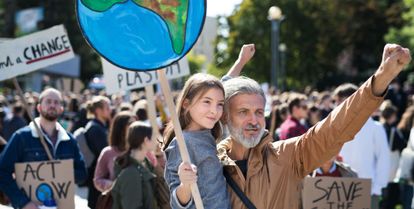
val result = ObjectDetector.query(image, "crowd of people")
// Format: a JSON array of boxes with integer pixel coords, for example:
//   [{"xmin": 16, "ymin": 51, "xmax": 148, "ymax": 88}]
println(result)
[{"xmin": 0, "ymin": 44, "xmax": 412, "ymax": 209}]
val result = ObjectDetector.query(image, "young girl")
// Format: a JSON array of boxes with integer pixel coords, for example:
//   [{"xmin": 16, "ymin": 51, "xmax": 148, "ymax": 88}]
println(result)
[
  {"xmin": 111, "ymin": 121, "xmax": 158, "ymax": 209},
  {"xmin": 163, "ymin": 73, "xmax": 231, "ymax": 209},
  {"xmin": 93, "ymin": 111, "xmax": 135, "ymax": 192}
]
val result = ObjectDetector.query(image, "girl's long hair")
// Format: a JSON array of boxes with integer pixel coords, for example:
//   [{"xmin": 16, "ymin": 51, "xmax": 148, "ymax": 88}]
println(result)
[
  {"xmin": 116, "ymin": 121, "xmax": 152, "ymax": 170},
  {"xmin": 162, "ymin": 73, "xmax": 224, "ymax": 151},
  {"xmin": 108, "ymin": 111, "xmax": 136, "ymax": 152}
]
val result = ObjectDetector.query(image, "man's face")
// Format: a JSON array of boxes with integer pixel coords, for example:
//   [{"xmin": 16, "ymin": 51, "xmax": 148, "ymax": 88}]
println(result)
[
  {"xmin": 37, "ymin": 92, "xmax": 63, "ymax": 122},
  {"xmin": 227, "ymin": 94, "xmax": 266, "ymax": 148}
]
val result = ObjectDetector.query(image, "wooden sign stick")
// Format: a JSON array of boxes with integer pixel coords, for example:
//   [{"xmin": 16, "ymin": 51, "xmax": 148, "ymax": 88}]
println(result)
[
  {"xmin": 157, "ymin": 70, "xmax": 204, "ymax": 209},
  {"xmin": 12, "ymin": 78, "xmax": 53, "ymax": 160},
  {"xmin": 144, "ymin": 85, "xmax": 162, "ymax": 143}
]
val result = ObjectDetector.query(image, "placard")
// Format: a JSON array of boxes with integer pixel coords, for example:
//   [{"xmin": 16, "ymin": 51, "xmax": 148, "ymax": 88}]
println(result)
[
  {"xmin": 15, "ymin": 159, "xmax": 75, "ymax": 209},
  {"xmin": 102, "ymin": 57, "xmax": 190, "ymax": 94},
  {"xmin": 302, "ymin": 177, "xmax": 371, "ymax": 209},
  {"xmin": 0, "ymin": 25, "xmax": 74, "ymax": 81}
]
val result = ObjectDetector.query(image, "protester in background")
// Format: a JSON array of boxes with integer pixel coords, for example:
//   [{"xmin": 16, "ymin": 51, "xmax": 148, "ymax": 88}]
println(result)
[
  {"xmin": 318, "ymin": 92, "xmax": 333, "ymax": 119},
  {"xmin": 111, "ymin": 122, "xmax": 159, "ymax": 209},
  {"xmin": 84, "ymin": 95, "xmax": 111, "ymax": 209},
  {"xmin": 335, "ymin": 83, "xmax": 391, "ymax": 209},
  {"xmin": 306, "ymin": 104, "xmax": 321, "ymax": 128},
  {"xmin": 379, "ymin": 101, "xmax": 407, "ymax": 180},
  {"xmin": 397, "ymin": 106, "xmax": 414, "ymax": 143},
  {"xmin": 311, "ymin": 155, "xmax": 357, "ymax": 177},
  {"xmin": 395, "ymin": 127, "xmax": 414, "ymax": 209},
  {"xmin": 279, "ymin": 93, "xmax": 309, "ymax": 140},
  {"xmin": 94, "ymin": 111, "xmax": 136, "ymax": 192},
  {"xmin": 2, "ymin": 102, "xmax": 27, "ymax": 141},
  {"xmin": 0, "ymin": 88, "xmax": 87, "ymax": 209}
]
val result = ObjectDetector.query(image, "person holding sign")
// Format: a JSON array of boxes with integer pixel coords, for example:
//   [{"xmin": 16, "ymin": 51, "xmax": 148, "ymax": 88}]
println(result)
[
  {"xmin": 214, "ymin": 44, "xmax": 411, "ymax": 209},
  {"xmin": 0, "ymin": 88, "xmax": 87, "ymax": 209},
  {"xmin": 163, "ymin": 73, "xmax": 231, "ymax": 209}
]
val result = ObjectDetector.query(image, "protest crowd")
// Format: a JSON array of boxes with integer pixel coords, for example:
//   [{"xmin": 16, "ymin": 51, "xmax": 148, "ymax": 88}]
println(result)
[{"xmin": 0, "ymin": 43, "xmax": 413, "ymax": 209}]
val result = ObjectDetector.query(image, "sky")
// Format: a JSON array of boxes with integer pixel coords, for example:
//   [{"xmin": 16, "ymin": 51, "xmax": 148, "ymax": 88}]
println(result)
[{"xmin": 206, "ymin": 0, "xmax": 242, "ymax": 17}]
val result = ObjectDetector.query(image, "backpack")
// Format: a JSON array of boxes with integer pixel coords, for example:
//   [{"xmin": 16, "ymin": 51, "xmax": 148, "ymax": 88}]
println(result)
[{"xmin": 74, "ymin": 127, "xmax": 95, "ymax": 168}]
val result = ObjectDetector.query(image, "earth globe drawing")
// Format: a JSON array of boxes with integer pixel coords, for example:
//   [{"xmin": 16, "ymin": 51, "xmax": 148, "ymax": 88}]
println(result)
[
  {"xmin": 76, "ymin": 0, "xmax": 206, "ymax": 71},
  {"xmin": 36, "ymin": 183, "xmax": 54, "ymax": 203}
]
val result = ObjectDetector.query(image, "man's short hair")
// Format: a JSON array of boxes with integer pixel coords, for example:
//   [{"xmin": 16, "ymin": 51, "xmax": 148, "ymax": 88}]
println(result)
[
  {"xmin": 38, "ymin": 88, "xmax": 62, "ymax": 104},
  {"xmin": 223, "ymin": 76, "xmax": 266, "ymax": 105},
  {"xmin": 333, "ymin": 83, "xmax": 358, "ymax": 99}
]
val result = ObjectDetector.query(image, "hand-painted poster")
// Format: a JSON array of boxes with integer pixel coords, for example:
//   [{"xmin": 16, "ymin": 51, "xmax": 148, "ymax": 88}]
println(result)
[{"xmin": 76, "ymin": 0, "xmax": 206, "ymax": 71}]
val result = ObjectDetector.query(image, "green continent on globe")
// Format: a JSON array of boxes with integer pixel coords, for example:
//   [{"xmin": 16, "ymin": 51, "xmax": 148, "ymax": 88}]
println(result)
[
  {"xmin": 81, "ymin": 0, "xmax": 126, "ymax": 12},
  {"xmin": 132, "ymin": 0, "xmax": 189, "ymax": 54}
]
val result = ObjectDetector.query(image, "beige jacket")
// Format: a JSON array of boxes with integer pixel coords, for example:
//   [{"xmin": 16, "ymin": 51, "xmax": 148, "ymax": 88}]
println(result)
[{"xmin": 217, "ymin": 76, "xmax": 384, "ymax": 209}]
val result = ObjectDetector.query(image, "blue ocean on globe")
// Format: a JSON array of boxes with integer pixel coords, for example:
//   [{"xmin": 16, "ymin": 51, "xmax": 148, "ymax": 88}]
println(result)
[
  {"xmin": 77, "ymin": 0, "xmax": 206, "ymax": 71},
  {"xmin": 36, "ymin": 183, "xmax": 54, "ymax": 202}
]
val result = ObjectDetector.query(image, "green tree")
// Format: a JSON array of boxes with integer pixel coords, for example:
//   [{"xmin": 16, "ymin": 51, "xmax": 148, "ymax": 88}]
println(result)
[
  {"xmin": 386, "ymin": 0, "xmax": 414, "ymax": 68},
  {"xmin": 215, "ymin": 0, "xmax": 403, "ymax": 90}
]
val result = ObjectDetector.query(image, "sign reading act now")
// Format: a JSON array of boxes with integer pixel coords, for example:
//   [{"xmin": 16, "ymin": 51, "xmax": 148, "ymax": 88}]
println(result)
[{"xmin": 15, "ymin": 159, "xmax": 75, "ymax": 209}]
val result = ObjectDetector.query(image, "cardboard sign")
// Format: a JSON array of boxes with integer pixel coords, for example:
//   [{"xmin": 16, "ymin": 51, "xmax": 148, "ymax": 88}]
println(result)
[
  {"xmin": 302, "ymin": 177, "xmax": 371, "ymax": 209},
  {"xmin": 15, "ymin": 159, "xmax": 75, "ymax": 209},
  {"xmin": 0, "ymin": 25, "xmax": 74, "ymax": 81},
  {"xmin": 102, "ymin": 57, "xmax": 190, "ymax": 94}
]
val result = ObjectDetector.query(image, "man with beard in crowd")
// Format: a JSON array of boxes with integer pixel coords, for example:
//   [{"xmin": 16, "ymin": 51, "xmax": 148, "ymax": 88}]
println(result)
[
  {"xmin": 0, "ymin": 88, "xmax": 87, "ymax": 209},
  {"xmin": 177, "ymin": 44, "xmax": 411, "ymax": 209}
]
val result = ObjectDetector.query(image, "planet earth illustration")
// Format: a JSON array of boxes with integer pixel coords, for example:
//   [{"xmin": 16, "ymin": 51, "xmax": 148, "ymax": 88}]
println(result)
[{"xmin": 77, "ymin": 0, "xmax": 206, "ymax": 71}]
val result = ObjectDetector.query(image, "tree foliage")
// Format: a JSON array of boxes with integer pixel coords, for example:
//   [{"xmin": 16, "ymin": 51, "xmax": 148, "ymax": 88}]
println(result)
[
  {"xmin": 386, "ymin": 0, "xmax": 414, "ymax": 66},
  {"xmin": 214, "ymin": 0, "xmax": 403, "ymax": 90}
]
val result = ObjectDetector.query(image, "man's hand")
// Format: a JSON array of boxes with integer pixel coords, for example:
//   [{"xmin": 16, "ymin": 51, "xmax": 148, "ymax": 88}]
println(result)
[
  {"xmin": 22, "ymin": 202, "xmax": 39, "ymax": 209},
  {"xmin": 226, "ymin": 44, "xmax": 255, "ymax": 77},
  {"xmin": 380, "ymin": 44, "xmax": 411, "ymax": 78},
  {"xmin": 373, "ymin": 44, "xmax": 411, "ymax": 96},
  {"xmin": 238, "ymin": 44, "xmax": 255, "ymax": 65}
]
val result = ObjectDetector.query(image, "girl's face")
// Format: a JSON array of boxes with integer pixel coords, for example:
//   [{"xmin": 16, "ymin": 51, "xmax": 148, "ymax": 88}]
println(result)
[{"xmin": 185, "ymin": 88, "xmax": 224, "ymax": 131}]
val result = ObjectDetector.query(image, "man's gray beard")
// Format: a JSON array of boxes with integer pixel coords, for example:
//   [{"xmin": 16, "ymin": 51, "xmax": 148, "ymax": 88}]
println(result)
[{"xmin": 227, "ymin": 121, "xmax": 265, "ymax": 148}]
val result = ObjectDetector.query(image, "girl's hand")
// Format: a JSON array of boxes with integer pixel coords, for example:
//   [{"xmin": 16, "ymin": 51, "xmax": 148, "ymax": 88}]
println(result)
[{"xmin": 178, "ymin": 162, "xmax": 197, "ymax": 187}]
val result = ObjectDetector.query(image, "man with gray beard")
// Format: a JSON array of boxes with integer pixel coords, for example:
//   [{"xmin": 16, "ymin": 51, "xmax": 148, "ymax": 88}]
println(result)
[{"xmin": 213, "ymin": 44, "xmax": 411, "ymax": 209}]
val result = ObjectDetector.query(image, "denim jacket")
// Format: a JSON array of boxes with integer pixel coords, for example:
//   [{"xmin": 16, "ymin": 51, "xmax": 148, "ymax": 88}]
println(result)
[
  {"xmin": 0, "ymin": 118, "xmax": 87, "ymax": 208},
  {"xmin": 164, "ymin": 130, "xmax": 231, "ymax": 209}
]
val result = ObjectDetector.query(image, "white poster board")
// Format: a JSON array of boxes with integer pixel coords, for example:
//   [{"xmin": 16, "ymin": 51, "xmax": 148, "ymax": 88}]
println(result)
[
  {"xmin": 0, "ymin": 25, "xmax": 74, "ymax": 81},
  {"xmin": 102, "ymin": 57, "xmax": 190, "ymax": 94}
]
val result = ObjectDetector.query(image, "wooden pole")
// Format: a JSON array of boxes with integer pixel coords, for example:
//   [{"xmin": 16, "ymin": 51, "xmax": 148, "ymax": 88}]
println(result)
[
  {"xmin": 144, "ymin": 85, "xmax": 162, "ymax": 142},
  {"xmin": 157, "ymin": 70, "xmax": 204, "ymax": 209},
  {"xmin": 12, "ymin": 78, "xmax": 53, "ymax": 160}
]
